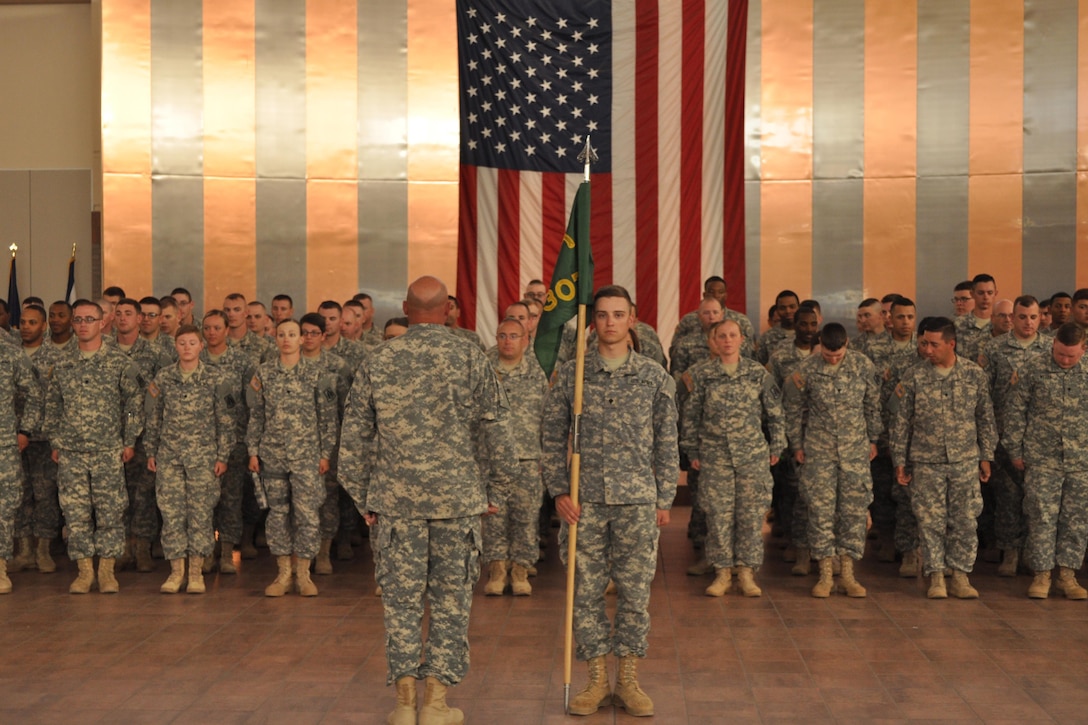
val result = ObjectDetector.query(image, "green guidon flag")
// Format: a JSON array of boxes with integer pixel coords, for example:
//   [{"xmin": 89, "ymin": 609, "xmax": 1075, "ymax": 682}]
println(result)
[{"xmin": 534, "ymin": 181, "xmax": 594, "ymax": 378}]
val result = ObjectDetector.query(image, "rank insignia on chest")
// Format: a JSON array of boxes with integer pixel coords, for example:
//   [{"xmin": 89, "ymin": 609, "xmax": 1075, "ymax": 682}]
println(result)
[
  {"xmin": 791, "ymin": 372, "xmax": 806, "ymax": 390},
  {"xmin": 895, "ymin": 383, "xmax": 905, "ymax": 398},
  {"xmin": 148, "ymin": 381, "xmax": 160, "ymax": 398},
  {"xmin": 1010, "ymin": 371, "xmax": 1019, "ymax": 386},
  {"xmin": 249, "ymin": 376, "xmax": 262, "ymax": 392}
]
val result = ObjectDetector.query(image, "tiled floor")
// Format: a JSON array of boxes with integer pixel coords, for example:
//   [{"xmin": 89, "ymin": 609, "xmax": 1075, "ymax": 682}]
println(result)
[{"xmin": 2, "ymin": 506, "xmax": 1087, "ymax": 724}]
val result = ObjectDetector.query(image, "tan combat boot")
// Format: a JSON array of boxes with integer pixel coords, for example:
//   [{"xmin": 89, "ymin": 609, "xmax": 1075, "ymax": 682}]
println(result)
[
  {"xmin": 568, "ymin": 655, "xmax": 611, "ymax": 715},
  {"xmin": 1027, "ymin": 570, "xmax": 1051, "ymax": 599},
  {"xmin": 10, "ymin": 536, "xmax": 36, "ymax": 572},
  {"xmin": 98, "ymin": 558, "xmax": 119, "ymax": 594},
  {"xmin": 948, "ymin": 570, "xmax": 978, "ymax": 599},
  {"xmin": 418, "ymin": 676, "xmax": 463, "ymax": 725},
  {"xmin": 134, "ymin": 538, "xmax": 154, "ymax": 572},
  {"xmin": 1055, "ymin": 567, "xmax": 1088, "ymax": 600},
  {"xmin": 219, "ymin": 540, "xmax": 237, "ymax": 574},
  {"xmin": 387, "ymin": 675, "xmax": 417, "ymax": 725},
  {"xmin": 735, "ymin": 565, "xmax": 762, "ymax": 597},
  {"xmin": 160, "ymin": 559, "xmax": 186, "ymax": 594},
  {"xmin": 36, "ymin": 537, "xmax": 56, "ymax": 573},
  {"xmin": 118, "ymin": 536, "xmax": 135, "ymax": 571},
  {"xmin": 203, "ymin": 542, "xmax": 218, "ymax": 574},
  {"xmin": 315, "ymin": 539, "xmax": 334, "ymax": 575},
  {"xmin": 686, "ymin": 557, "xmax": 713, "ymax": 576},
  {"xmin": 997, "ymin": 549, "xmax": 1019, "ymax": 577},
  {"xmin": 927, "ymin": 571, "xmax": 947, "ymax": 599},
  {"xmin": 483, "ymin": 560, "xmax": 508, "ymax": 596},
  {"xmin": 264, "ymin": 555, "xmax": 293, "ymax": 597},
  {"xmin": 69, "ymin": 557, "xmax": 96, "ymax": 594},
  {"xmin": 614, "ymin": 655, "xmax": 653, "ymax": 717},
  {"xmin": 187, "ymin": 556, "xmax": 206, "ymax": 594},
  {"xmin": 296, "ymin": 558, "xmax": 318, "ymax": 597},
  {"xmin": 838, "ymin": 555, "xmax": 867, "ymax": 597},
  {"xmin": 811, "ymin": 557, "xmax": 834, "ymax": 598},
  {"xmin": 705, "ymin": 567, "xmax": 732, "ymax": 597},
  {"xmin": 791, "ymin": 547, "xmax": 811, "ymax": 576},
  {"xmin": 0, "ymin": 559, "xmax": 11, "ymax": 594},
  {"xmin": 899, "ymin": 548, "xmax": 920, "ymax": 578},
  {"xmin": 510, "ymin": 563, "xmax": 532, "ymax": 596}
]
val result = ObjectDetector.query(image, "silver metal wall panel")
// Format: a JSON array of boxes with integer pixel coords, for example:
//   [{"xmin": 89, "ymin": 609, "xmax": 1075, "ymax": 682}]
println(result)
[
  {"xmin": 256, "ymin": 179, "xmax": 307, "ymax": 304},
  {"xmin": 1023, "ymin": 0, "xmax": 1077, "ymax": 174},
  {"xmin": 152, "ymin": 176, "xmax": 204, "ymax": 300},
  {"xmin": 1022, "ymin": 172, "xmax": 1077, "ymax": 298},
  {"xmin": 812, "ymin": 178, "xmax": 863, "ymax": 325},
  {"xmin": 255, "ymin": 0, "xmax": 306, "ymax": 180},
  {"xmin": 744, "ymin": 0, "xmax": 761, "ymax": 183},
  {"xmin": 150, "ymin": 0, "xmax": 204, "ymax": 177},
  {"xmin": 915, "ymin": 176, "xmax": 969, "ymax": 317},
  {"xmin": 813, "ymin": 0, "xmax": 864, "ymax": 181},
  {"xmin": 744, "ymin": 178, "xmax": 762, "ymax": 331},
  {"xmin": 916, "ymin": 0, "xmax": 969, "ymax": 178}
]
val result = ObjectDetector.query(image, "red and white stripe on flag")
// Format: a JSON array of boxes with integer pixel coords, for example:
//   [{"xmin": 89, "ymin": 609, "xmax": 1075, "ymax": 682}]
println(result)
[{"xmin": 457, "ymin": 0, "xmax": 747, "ymax": 351}]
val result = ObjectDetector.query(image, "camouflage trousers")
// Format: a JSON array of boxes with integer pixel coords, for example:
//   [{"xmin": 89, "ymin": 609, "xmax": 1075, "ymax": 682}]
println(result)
[
  {"xmin": 214, "ymin": 445, "xmax": 249, "ymax": 544},
  {"xmin": 1023, "ymin": 466, "xmax": 1088, "ymax": 572},
  {"xmin": 559, "ymin": 502, "xmax": 659, "ymax": 661},
  {"xmin": 698, "ymin": 455, "xmax": 773, "ymax": 570},
  {"xmin": 318, "ymin": 451, "xmax": 342, "ymax": 539},
  {"xmin": 892, "ymin": 480, "xmax": 919, "ymax": 553},
  {"xmin": 57, "ymin": 448, "xmax": 128, "ymax": 559},
  {"xmin": 155, "ymin": 453, "xmax": 221, "ymax": 560},
  {"xmin": 260, "ymin": 455, "xmax": 323, "ymax": 559},
  {"xmin": 124, "ymin": 441, "xmax": 159, "ymax": 539},
  {"xmin": 800, "ymin": 457, "xmax": 873, "ymax": 561},
  {"xmin": 909, "ymin": 461, "xmax": 982, "ymax": 576},
  {"xmin": 992, "ymin": 446, "xmax": 1026, "ymax": 551},
  {"xmin": 772, "ymin": 456, "xmax": 808, "ymax": 546},
  {"xmin": 375, "ymin": 515, "xmax": 481, "ymax": 686},
  {"xmin": 483, "ymin": 459, "xmax": 542, "ymax": 567},
  {"xmin": 0, "ymin": 446, "xmax": 24, "ymax": 559},
  {"xmin": 16, "ymin": 441, "xmax": 60, "ymax": 540}
]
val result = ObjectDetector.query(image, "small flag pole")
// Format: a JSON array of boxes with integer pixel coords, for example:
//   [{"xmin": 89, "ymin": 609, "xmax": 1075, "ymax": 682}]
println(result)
[{"xmin": 563, "ymin": 137, "xmax": 598, "ymax": 714}]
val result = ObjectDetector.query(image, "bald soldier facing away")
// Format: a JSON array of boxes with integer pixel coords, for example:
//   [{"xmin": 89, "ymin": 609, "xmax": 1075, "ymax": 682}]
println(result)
[{"xmin": 339, "ymin": 276, "xmax": 515, "ymax": 725}]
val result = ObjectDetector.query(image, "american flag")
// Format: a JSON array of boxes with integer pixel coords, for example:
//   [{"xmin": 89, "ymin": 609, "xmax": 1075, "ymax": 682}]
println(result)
[{"xmin": 456, "ymin": 0, "xmax": 748, "ymax": 350}]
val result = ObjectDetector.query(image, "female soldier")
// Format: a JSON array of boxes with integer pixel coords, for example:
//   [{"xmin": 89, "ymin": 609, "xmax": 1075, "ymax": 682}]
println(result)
[
  {"xmin": 246, "ymin": 319, "xmax": 338, "ymax": 597},
  {"xmin": 145, "ymin": 325, "xmax": 234, "ymax": 594},
  {"xmin": 680, "ymin": 319, "xmax": 786, "ymax": 597}
]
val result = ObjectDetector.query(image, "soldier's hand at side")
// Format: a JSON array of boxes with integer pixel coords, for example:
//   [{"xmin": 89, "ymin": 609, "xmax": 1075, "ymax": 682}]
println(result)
[
  {"xmin": 1011, "ymin": 458, "xmax": 1025, "ymax": 472},
  {"xmin": 51, "ymin": 449, "xmax": 59, "ymax": 463},
  {"xmin": 248, "ymin": 456, "xmax": 260, "ymax": 473},
  {"xmin": 363, "ymin": 511, "xmax": 378, "ymax": 526},
  {"xmin": 121, "ymin": 446, "xmax": 135, "ymax": 463},
  {"xmin": 979, "ymin": 460, "xmax": 991, "ymax": 483},
  {"xmin": 896, "ymin": 465, "xmax": 911, "ymax": 486},
  {"xmin": 485, "ymin": 503, "xmax": 499, "ymax": 516},
  {"xmin": 555, "ymin": 494, "xmax": 581, "ymax": 524},
  {"xmin": 656, "ymin": 509, "xmax": 670, "ymax": 527},
  {"xmin": 214, "ymin": 461, "xmax": 227, "ymax": 477},
  {"xmin": 16, "ymin": 433, "xmax": 28, "ymax": 452},
  {"xmin": 769, "ymin": 454, "xmax": 779, "ymax": 466},
  {"xmin": 794, "ymin": 449, "xmax": 805, "ymax": 464},
  {"xmin": 318, "ymin": 458, "xmax": 330, "ymax": 475},
  {"xmin": 690, "ymin": 459, "xmax": 700, "ymax": 471},
  {"xmin": 869, "ymin": 443, "xmax": 878, "ymax": 462},
  {"xmin": 147, "ymin": 457, "xmax": 157, "ymax": 473}
]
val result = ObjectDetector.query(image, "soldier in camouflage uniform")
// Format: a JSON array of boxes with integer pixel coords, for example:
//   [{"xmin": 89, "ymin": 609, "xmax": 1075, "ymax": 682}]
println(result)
[
  {"xmin": 670, "ymin": 296, "xmax": 722, "ymax": 566},
  {"xmin": 0, "ymin": 317, "xmax": 43, "ymax": 593},
  {"xmin": 1004, "ymin": 323, "xmax": 1088, "ymax": 600},
  {"xmin": 246, "ymin": 319, "xmax": 338, "ymax": 598},
  {"xmin": 768, "ymin": 304, "xmax": 820, "ymax": 572},
  {"xmin": 44, "ymin": 300, "xmax": 145, "ymax": 595},
  {"xmin": 978, "ymin": 295, "xmax": 1048, "ymax": 576},
  {"xmin": 117, "ymin": 298, "xmax": 171, "ymax": 572},
  {"xmin": 200, "ymin": 310, "xmax": 252, "ymax": 573},
  {"xmin": 866, "ymin": 297, "xmax": 917, "ymax": 564},
  {"xmin": 850, "ymin": 298, "xmax": 885, "ymax": 359},
  {"xmin": 783, "ymin": 324, "xmax": 881, "ymax": 598},
  {"xmin": 890, "ymin": 317, "xmax": 996, "ymax": 600},
  {"xmin": 339, "ymin": 276, "xmax": 514, "ymax": 724},
  {"xmin": 298, "ymin": 313, "xmax": 352, "ymax": 575},
  {"xmin": 346, "ymin": 295, "xmax": 384, "ymax": 347},
  {"xmin": 954, "ymin": 274, "xmax": 997, "ymax": 362},
  {"xmin": 482, "ymin": 318, "xmax": 547, "ymax": 597},
  {"xmin": 543, "ymin": 285, "xmax": 678, "ymax": 718},
  {"xmin": 144, "ymin": 325, "xmax": 235, "ymax": 594},
  {"xmin": 758, "ymin": 290, "xmax": 799, "ymax": 365},
  {"xmin": 674, "ymin": 276, "xmax": 757, "ymax": 356},
  {"xmin": 681, "ymin": 319, "xmax": 785, "ymax": 599},
  {"xmin": 13, "ymin": 305, "xmax": 61, "ymax": 574}
]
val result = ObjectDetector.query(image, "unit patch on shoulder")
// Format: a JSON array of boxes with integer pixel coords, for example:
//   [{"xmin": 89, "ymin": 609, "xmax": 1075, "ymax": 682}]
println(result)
[{"xmin": 680, "ymin": 371, "xmax": 694, "ymax": 393}]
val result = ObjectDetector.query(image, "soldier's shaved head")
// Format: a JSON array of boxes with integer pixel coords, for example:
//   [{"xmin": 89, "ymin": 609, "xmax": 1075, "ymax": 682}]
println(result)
[{"xmin": 404, "ymin": 276, "xmax": 450, "ymax": 324}]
